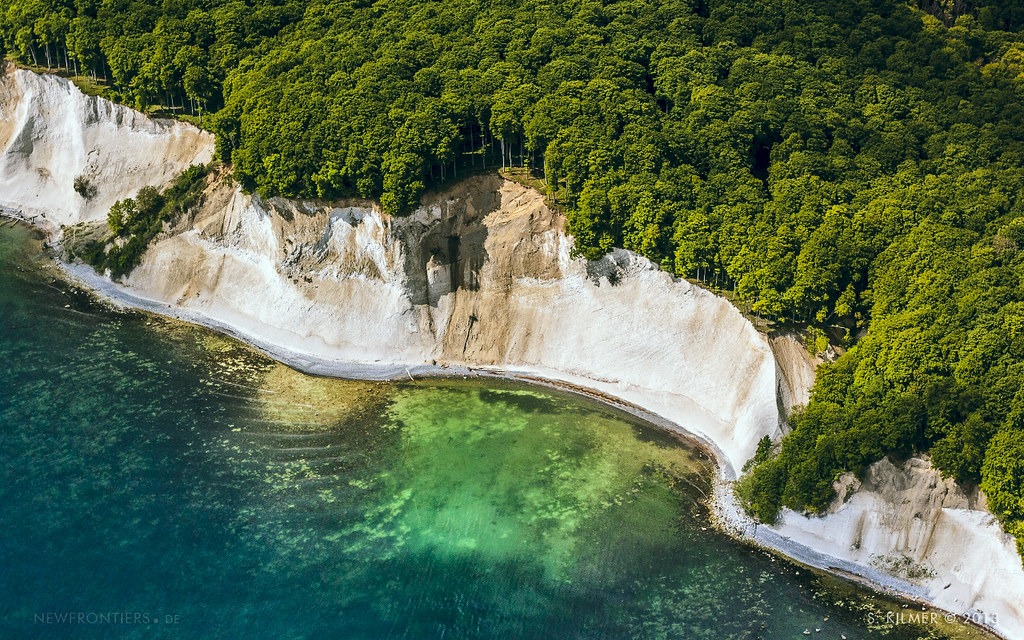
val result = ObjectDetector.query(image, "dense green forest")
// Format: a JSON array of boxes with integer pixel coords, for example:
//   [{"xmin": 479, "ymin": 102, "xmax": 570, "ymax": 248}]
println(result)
[{"xmin": 4, "ymin": 0, "xmax": 1024, "ymax": 558}]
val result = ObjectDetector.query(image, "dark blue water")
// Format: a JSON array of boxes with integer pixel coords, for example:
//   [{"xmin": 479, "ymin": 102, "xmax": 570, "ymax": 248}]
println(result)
[{"xmin": 0, "ymin": 223, "xmax": 992, "ymax": 639}]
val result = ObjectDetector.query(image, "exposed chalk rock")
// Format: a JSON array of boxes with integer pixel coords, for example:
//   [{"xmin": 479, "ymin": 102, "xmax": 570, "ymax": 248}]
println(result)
[
  {"xmin": 0, "ymin": 62, "xmax": 213, "ymax": 230},
  {"xmin": 121, "ymin": 172, "xmax": 782, "ymax": 475},
  {"xmin": 768, "ymin": 333, "xmax": 821, "ymax": 420},
  {"xmin": 772, "ymin": 457, "xmax": 1023, "ymax": 639}
]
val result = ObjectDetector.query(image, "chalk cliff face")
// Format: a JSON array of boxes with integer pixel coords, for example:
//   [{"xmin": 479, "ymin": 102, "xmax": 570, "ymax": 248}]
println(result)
[
  {"xmin": 122, "ymin": 171, "xmax": 783, "ymax": 475},
  {"xmin": 0, "ymin": 63, "xmax": 213, "ymax": 229},
  {"xmin": 774, "ymin": 457, "xmax": 1023, "ymax": 637},
  {"xmin": 2, "ymin": 66, "xmax": 1023, "ymax": 639},
  {"xmin": 768, "ymin": 333, "xmax": 821, "ymax": 420}
]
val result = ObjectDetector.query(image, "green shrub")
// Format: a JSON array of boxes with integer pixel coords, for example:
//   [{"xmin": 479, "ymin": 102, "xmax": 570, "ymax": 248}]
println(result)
[
  {"xmin": 86, "ymin": 166, "xmax": 209, "ymax": 278},
  {"xmin": 73, "ymin": 176, "xmax": 97, "ymax": 199},
  {"xmin": 981, "ymin": 429, "xmax": 1024, "ymax": 565}
]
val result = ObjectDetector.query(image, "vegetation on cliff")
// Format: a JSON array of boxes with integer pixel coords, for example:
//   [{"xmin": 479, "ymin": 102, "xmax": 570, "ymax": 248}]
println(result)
[
  {"xmin": 4, "ymin": 0, "xmax": 1024, "ymax": 555},
  {"xmin": 71, "ymin": 165, "xmax": 208, "ymax": 277}
]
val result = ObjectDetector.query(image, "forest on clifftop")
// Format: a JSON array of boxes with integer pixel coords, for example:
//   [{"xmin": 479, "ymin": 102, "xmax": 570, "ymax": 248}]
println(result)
[{"xmin": 3, "ymin": 0, "xmax": 1024, "ymax": 558}]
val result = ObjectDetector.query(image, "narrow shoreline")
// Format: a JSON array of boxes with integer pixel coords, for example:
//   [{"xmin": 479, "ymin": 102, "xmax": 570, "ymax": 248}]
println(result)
[{"xmin": 7, "ymin": 217, "xmax": 1006, "ymax": 639}]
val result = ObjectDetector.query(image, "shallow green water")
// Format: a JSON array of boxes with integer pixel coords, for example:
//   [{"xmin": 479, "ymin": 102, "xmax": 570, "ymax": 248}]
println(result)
[{"xmin": 0, "ymin": 223, "xmax": 993, "ymax": 639}]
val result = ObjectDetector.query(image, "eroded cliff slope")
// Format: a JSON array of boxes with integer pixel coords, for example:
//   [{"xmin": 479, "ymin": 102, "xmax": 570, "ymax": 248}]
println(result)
[
  {"xmin": 0, "ymin": 62, "xmax": 212, "ymax": 229},
  {"xmin": 775, "ymin": 456, "xmax": 1023, "ymax": 634},
  {"xmin": 121, "ymin": 171, "xmax": 782, "ymax": 474}
]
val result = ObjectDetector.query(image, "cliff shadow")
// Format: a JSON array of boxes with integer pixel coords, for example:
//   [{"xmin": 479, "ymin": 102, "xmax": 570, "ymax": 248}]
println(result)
[{"xmin": 399, "ymin": 175, "xmax": 503, "ymax": 307}]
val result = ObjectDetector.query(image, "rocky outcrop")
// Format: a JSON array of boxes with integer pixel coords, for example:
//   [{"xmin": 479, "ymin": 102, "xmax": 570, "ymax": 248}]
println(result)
[{"xmin": 2, "ymin": 65, "xmax": 1023, "ymax": 639}]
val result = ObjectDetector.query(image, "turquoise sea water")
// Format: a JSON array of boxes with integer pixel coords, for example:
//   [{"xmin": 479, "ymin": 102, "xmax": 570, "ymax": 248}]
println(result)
[{"xmin": 0, "ymin": 223, "xmax": 993, "ymax": 639}]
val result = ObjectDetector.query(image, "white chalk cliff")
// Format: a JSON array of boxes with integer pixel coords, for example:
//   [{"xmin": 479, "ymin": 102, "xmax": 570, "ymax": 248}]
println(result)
[
  {"xmin": 1, "ymin": 65, "xmax": 1022, "ymax": 638},
  {"xmin": 773, "ymin": 457, "xmax": 1024, "ymax": 635},
  {"xmin": 115, "ymin": 172, "xmax": 785, "ymax": 475},
  {"xmin": 0, "ymin": 62, "xmax": 213, "ymax": 229}
]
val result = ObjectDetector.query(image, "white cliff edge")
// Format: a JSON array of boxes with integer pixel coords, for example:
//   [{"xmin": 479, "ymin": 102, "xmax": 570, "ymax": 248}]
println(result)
[
  {"xmin": 769, "ymin": 458, "xmax": 1023, "ymax": 636},
  {"xmin": 0, "ymin": 63, "xmax": 213, "ymax": 230},
  {"xmin": 1, "ymin": 65, "xmax": 1022, "ymax": 639}
]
